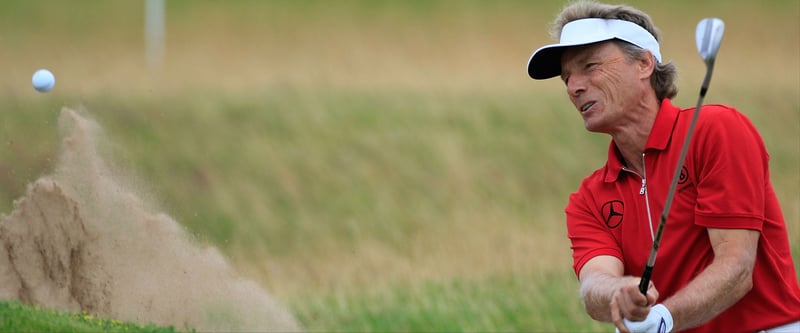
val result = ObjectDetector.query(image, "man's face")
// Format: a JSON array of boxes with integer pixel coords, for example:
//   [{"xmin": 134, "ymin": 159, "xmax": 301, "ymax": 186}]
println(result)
[{"xmin": 559, "ymin": 41, "xmax": 645, "ymax": 133}]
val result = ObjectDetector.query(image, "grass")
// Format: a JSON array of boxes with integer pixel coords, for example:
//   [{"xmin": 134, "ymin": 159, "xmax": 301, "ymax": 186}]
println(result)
[
  {"xmin": 0, "ymin": 0, "xmax": 798, "ymax": 331},
  {"xmin": 292, "ymin": 271, "xmax": 607, "ymax": 332},
  {"xmin": 0, "ymin": 300, "xmax": 178, "ymax": 333}
]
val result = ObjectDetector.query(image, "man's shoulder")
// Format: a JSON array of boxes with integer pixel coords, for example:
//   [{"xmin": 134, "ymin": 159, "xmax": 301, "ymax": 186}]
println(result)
[
  {"xmin": 576, "ymin": 164, "xmax": 613, "ymax": 191},
  {"xmin": 693, "ymin": 104, "xmax": 757, "ymax": 131},
  {"xmin": 696, "ymin": 103, "xmax": 739, "ymax": 115},
  {"xmin": 685, "ymin": 103, "xmax": 742, "ymax": 117},
  {"xmin": 675, "ymin": 103, "xmax": 750, "ymax": 131},
  {"xmin": 568, "ymin": 164, "xmax": 625, "ymax": 211}
]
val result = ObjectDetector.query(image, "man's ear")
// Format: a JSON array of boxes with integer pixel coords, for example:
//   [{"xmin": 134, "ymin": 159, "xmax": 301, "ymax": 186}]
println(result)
[{"xmin": 639, "ymin": 51, "xmax": 656, "ymax": 79}]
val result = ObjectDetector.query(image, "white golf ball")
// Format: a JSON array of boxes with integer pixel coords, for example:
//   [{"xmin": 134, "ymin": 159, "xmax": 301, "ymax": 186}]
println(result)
[{"xmin": 32, "ymin": 69, "xmax": 55, "ymax": 92}]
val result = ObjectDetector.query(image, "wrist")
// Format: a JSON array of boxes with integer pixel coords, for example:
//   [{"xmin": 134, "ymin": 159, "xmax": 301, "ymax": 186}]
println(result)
[
  {"xmin": 622, "ymin": 303, "xmax": 674, "ymax": 333},
  {"xmin": 651, "ymin": 304, "xmax": 674, "ymax": 332}
]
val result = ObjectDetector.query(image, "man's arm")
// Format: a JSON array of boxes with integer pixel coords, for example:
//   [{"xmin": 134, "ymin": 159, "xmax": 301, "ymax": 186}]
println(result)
[
  {"xmin": 663, "ymin": 228, "xmax": 759, "ymax": 331},
  {"xmin": 578, "ymin": 228, "xmax": 758, "ymax": 332},
  {"xmin": 578, "ymin": 256, "xmax": 658, "ymax": 325}
]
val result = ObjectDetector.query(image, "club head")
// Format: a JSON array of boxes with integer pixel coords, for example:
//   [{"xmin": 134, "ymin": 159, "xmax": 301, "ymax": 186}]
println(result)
[{"xmin": 695, "ymin": 18, "xmax": 725, "ymax": 66}]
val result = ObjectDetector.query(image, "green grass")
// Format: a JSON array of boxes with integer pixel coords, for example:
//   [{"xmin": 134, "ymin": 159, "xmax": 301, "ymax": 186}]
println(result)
[
  {"xmin": 291, "ymin": 271, "xmax": 608, "ymax": 332},
  {"xmin": 0, "ymin": 301, "xmax": 179, "ymax": 333},
  {"xmin": 0, "ymin": 0, "xmax": 798, "ymax": 331}
]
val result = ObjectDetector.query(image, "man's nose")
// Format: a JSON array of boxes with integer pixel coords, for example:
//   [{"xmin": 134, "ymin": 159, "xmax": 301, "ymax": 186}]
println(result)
[{"xmin": 567, "ymin": 74, "xmax": 587, "ymax": 97}]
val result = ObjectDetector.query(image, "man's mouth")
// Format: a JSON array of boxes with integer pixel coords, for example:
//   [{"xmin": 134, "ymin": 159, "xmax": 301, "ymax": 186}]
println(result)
[{"xmin": 580, "ymin": 101, "xmax": 596, "ymax": 113}]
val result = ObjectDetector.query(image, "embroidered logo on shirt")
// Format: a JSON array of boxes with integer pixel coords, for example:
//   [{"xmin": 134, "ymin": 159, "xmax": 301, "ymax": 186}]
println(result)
[
  {"xmin": 601, "ymin": 200, "xmax": 624, "ymax": 229},
  {"xmin": 678, "ymin": 165, "xmax": 689, "ymax": 185}
]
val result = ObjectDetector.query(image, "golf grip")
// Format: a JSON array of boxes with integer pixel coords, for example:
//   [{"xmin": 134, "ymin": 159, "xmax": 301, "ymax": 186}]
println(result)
[{"xmin": 639, "ymin": 265, "xmax": 654, "ymax": 294}]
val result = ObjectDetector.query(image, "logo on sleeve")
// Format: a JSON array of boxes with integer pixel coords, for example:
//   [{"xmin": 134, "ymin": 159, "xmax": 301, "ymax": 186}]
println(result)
[{"xmin": 601, "ymin": 200, "xmax": 624, "ymax": 229}]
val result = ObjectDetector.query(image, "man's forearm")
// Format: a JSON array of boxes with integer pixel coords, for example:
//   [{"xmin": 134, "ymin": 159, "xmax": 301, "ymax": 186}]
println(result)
[
  {"xmin": 663, "ymin": 254, "xmax": 754, "ymax": 331},
  {"xmin": 663, "ymin": 229, "xmax": 758, "ymax": 331},
  {"xmin": 582, "ymin": 259, "xmax": 753, "ymax": 328},
  {"xmin": 580, "ymin": 272, "xmax": 641, "ymax": 322}
]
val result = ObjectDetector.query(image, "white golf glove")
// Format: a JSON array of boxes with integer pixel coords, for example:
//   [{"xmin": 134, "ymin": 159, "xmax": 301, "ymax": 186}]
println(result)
[{"xmin": 616, "ymin": 304, "xmax": 673, "ymax": 333}]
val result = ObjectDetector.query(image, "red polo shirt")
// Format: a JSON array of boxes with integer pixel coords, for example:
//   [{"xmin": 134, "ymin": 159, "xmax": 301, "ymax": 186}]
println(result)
[{"xmin": 565, "ymin": 99, "xmax": 800, "ymax": 332}]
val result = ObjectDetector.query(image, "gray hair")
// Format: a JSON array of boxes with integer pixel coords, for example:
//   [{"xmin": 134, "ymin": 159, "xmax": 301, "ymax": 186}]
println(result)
[{"xmin": 551, "ymin": 1, "xmax": 678, "ymax": 100}]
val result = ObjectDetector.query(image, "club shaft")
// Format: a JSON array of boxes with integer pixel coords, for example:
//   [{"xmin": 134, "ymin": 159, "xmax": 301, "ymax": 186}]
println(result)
[{"xmin": 639, "ymin": 63, "xmax": 715, "ymax": 295}]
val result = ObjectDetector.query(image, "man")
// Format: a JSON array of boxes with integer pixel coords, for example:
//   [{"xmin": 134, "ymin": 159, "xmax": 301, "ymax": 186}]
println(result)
[{"xmin": 526, "ymin": 1, "xmax": 800, "ymax": 333}]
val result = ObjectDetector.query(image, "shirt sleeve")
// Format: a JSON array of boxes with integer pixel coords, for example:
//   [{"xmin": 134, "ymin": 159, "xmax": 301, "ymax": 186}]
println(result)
[
  {"xmin": 566, "ymin": 187, "xmax": 623, "ymax": 277},
  {"xmin": 691, "ymin": 105, "xmax": 768, "ymax": 230}
]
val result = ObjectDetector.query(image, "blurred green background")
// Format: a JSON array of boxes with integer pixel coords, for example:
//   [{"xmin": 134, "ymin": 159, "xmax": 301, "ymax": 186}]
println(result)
[{"xmin": 1, "ymin": 0, "xmax": 798, "ymax": 331}]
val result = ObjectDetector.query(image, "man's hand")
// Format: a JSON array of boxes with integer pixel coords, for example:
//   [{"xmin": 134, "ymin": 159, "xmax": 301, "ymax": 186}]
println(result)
[
  {"xmin": 611, "ymin": 280, "xmax": 659, "ymax": 332},
  {"xmin": 617, "ymin": 304, "xmax": 674, "ymax": 333}
]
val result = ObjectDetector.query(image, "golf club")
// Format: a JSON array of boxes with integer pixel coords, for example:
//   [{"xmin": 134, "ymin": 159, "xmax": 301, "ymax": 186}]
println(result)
[{"xmin": 638, "ymin": 17, "xmax": 725, "ymax": 295}]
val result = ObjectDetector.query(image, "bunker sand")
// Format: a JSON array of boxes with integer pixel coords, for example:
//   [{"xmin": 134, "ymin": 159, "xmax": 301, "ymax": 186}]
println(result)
[{"xmin": 0, "ymin": 108, "xmax": 301, "ymax": 331}]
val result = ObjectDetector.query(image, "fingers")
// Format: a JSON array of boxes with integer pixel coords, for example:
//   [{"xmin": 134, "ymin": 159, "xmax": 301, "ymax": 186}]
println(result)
[
  {"xmin": 610, "ymin": 295, "xmax": 630, "ymax": 333},
  {"xmin": 646, "ymin": 281, "xmax": 659, "ymax": 306},
  {"xmin": 610, "ymin": 277, "xmax": 662, "ymax": 333},
  {"xmin": 622, "ymin": 285, "xmax": 651, "ymax": 320},
  {"xmin": 611, "ymin": 281, "xmax": 655, "ymax": 324}
]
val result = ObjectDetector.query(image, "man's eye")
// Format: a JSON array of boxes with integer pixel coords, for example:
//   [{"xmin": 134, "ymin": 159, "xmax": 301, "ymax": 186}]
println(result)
[{"xmin": 585, "ymin": 62, "xmax": 599, "ymax": 69}]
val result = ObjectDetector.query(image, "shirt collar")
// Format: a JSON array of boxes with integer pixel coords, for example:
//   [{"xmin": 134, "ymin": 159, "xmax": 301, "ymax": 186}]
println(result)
[{"xmin": 604, "ymin": 98, "xmax": 681, "ymax": 182}]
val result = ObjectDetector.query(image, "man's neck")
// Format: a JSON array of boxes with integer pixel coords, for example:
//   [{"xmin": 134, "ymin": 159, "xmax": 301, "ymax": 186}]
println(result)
[{"xmin": 612, "ymin": 97, "xmax": 660, "ymax": 174}]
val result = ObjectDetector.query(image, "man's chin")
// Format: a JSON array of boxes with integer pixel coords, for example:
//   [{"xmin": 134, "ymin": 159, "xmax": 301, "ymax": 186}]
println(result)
[{"xmin": 583, "ymin": 121, "xmax": 611, "ymax": 135}]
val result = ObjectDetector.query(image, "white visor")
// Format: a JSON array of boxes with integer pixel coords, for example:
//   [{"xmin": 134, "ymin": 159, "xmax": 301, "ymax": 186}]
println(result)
[{"xmin": 527, "ymin": 18, "xmax": 662, "ymax": 80}]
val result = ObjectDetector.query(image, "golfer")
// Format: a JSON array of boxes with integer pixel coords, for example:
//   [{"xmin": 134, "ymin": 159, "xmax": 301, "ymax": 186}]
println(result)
[{"xmin": 526, "ymin": 1, "xmax": 800, "ymax": 332}]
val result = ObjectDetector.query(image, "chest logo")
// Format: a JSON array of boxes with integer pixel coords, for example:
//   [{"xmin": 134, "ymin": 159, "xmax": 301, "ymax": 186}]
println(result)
[
  {"xmin": 678, "ymin": 166, "xmax": 689, "ymax": 185},
  {"xmin": 601, "ymin": 200, "xmax": 624, "ymax": 229}
]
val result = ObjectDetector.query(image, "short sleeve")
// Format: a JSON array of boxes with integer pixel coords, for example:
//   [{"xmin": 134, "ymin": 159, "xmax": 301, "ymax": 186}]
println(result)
[
  {"xmin": 565, "ymin": 188, "xmax": 623, "ymax": 277},
  {"xmin": 691, "ymin": 105, "xmax": 768, "ymax": 230}
]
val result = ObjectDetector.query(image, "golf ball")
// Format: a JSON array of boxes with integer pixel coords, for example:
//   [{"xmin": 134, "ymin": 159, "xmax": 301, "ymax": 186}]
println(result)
[{"xmin": 32, "ymin": 69, "xmax": 55, "ymax": 92}]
